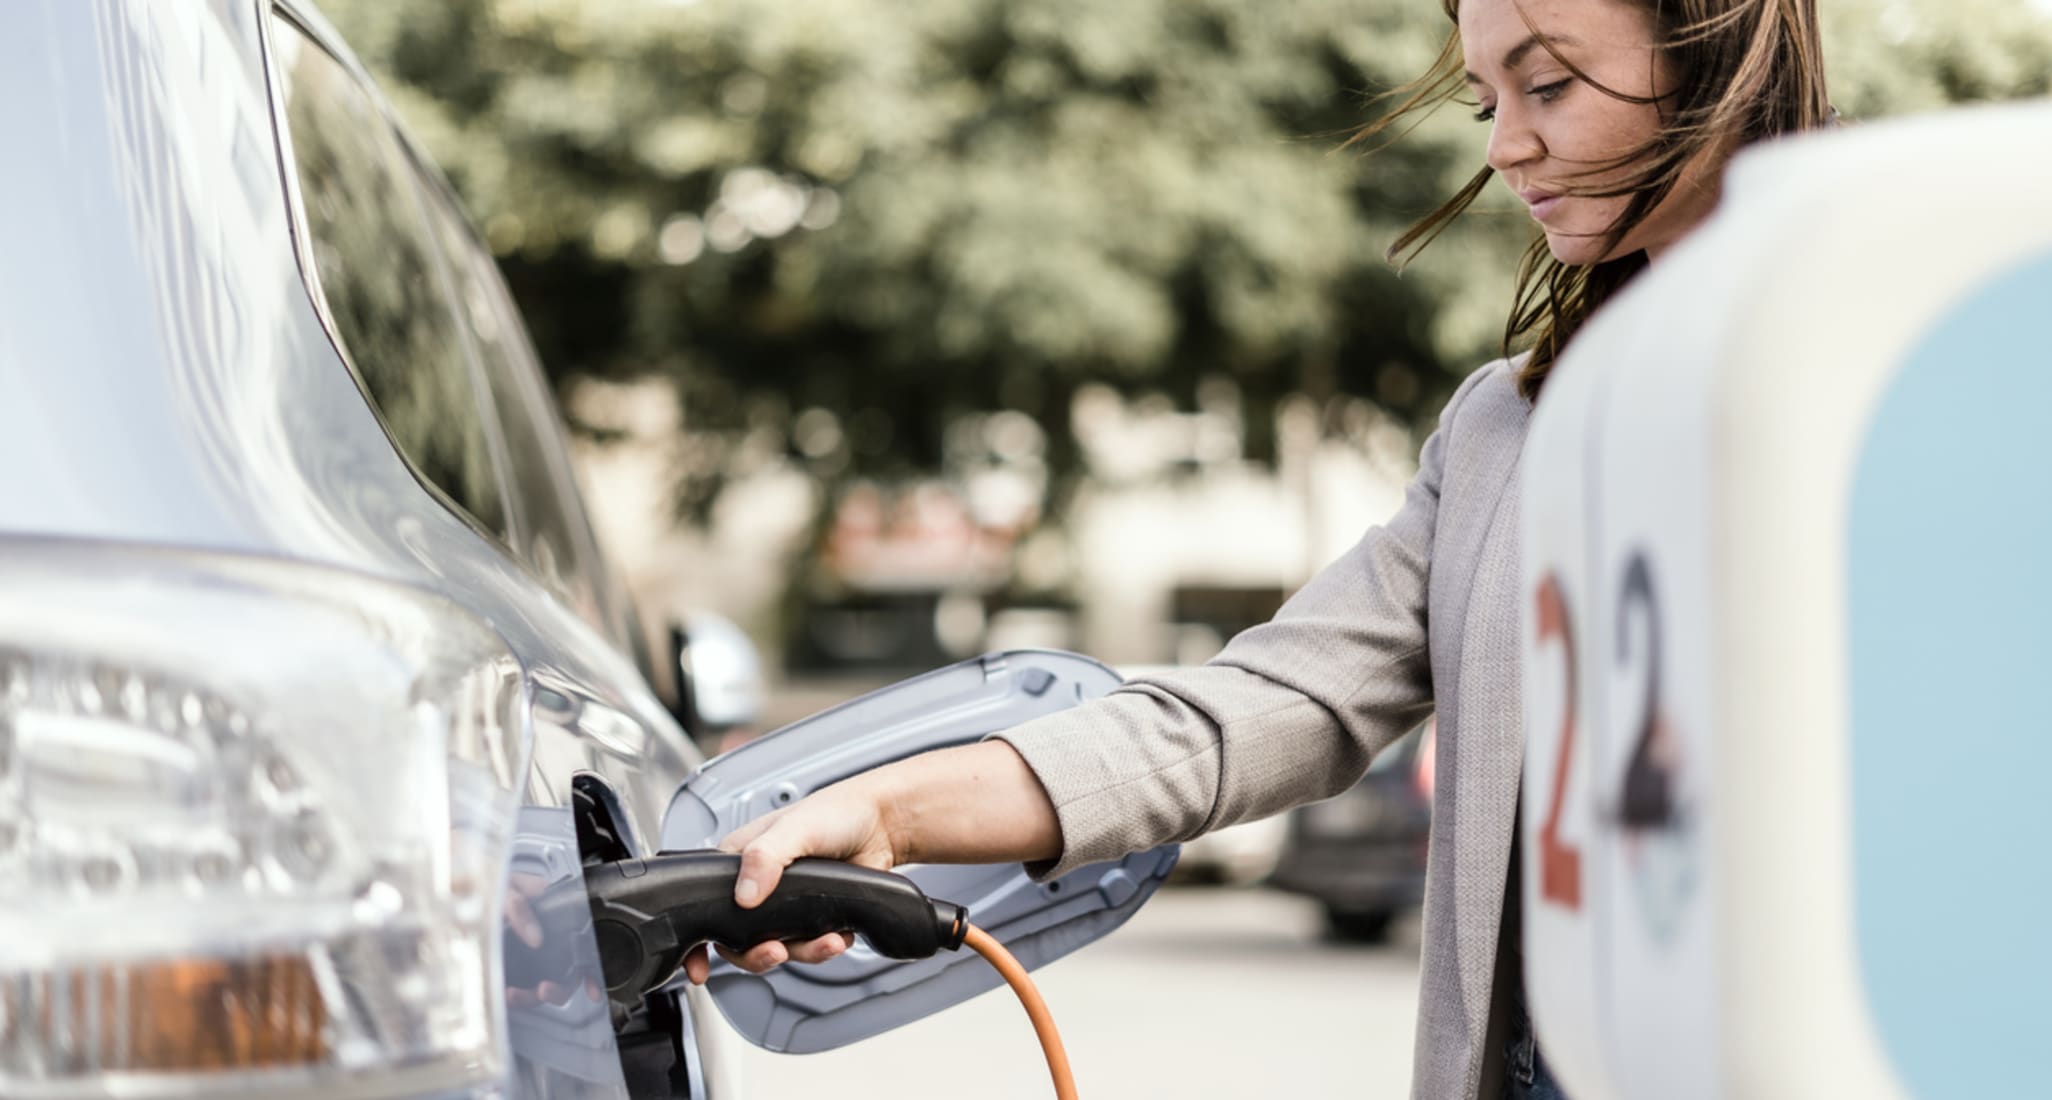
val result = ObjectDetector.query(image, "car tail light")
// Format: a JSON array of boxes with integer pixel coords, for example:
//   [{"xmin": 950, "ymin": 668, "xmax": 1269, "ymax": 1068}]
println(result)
[
  {"xmin": 0, "ymin": 542, "xmax": 527, "ymax": 1097},
  {"xmin": 1414, "ymin": 722, "xmax": 1437, "ymax": 802}
]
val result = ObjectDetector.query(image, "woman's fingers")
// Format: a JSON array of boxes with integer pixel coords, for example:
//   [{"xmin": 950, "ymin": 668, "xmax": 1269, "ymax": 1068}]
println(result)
[
  {"xmin": 682, "ymin": 933, "xmax": 855, "ymax": 984},
  {"xmin": 729, "ymin": 941, "xmax": 788, "ymax": 973},
  {"xmin": 504, "ymin": 888, "xmax": 544, "ymax": 949},
  {"xmin": 785, "ymin": 932, "xmax": 854, "ymax": 965}
]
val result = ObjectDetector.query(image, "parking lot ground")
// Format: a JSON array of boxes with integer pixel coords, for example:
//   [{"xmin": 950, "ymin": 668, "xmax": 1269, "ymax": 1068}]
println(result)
[{"xmin": 731, "ymin": 885, "xmax": 1423, "ymax": 1099}]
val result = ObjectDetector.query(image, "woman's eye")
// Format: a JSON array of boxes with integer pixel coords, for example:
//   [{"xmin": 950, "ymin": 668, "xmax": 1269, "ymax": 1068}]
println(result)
[{"xmin": 1473, "ymin": 78, "xmax": 1567, "ymax": 122}]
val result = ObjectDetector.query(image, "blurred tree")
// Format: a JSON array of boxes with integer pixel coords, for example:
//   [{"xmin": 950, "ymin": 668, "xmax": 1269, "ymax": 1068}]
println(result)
[
  {"xmin": 1824, "ymin": 0, "xmax": 2052, "ymax": 115},
  {"xmin": 318, "ymin": 0, "xmax": 1519, "ymax": 522},
  {"xmin": 320, "ymin": 0, "xmax": 2051, "ymax": 525}
]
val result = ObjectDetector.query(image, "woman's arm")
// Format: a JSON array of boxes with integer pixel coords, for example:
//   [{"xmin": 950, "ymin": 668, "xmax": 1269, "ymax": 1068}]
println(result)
[
  {"xmin": 688, "ymin": 358, "xmax": 1507, "ymax": 981},
  {"xmin": 991, "ymin": 359, "xmax": 1505, "ymax": 879}
]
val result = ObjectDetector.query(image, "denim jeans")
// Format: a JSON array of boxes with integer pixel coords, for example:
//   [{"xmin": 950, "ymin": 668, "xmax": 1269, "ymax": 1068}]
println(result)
[
  {"xmin": 1505, "ymin": 1015, "xmax": 1572, "ymax": 1100},
  {"xmin": 1504, "ymin": 961, "xmax": 1573, "ymax": 1100}
]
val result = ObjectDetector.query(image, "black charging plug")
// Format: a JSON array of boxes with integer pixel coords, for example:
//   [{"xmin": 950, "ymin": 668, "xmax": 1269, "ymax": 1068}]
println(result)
[{"xmin": 506, "ymin": 850, "xmax": 969, "ymax": 1007}]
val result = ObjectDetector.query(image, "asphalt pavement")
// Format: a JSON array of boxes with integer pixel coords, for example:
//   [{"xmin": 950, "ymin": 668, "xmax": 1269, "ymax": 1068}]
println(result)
[{"xmin": 730, "ymin": 885, "xmax": 1423, "ymax": 1099}]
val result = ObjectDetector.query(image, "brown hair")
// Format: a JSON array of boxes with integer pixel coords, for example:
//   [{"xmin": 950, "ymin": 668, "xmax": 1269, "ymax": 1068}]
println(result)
[{"xmin": 1357, "ymin": 0, "xmax": 1833, "ymax": 401}]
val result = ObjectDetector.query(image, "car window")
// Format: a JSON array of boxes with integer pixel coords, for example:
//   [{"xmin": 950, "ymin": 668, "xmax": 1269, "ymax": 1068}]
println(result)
[
  {"xmin": 407, "ymin": 169, "xmax": 623, "ymax": 636},
  {"xmin": 271, "ymin": 20, "xmax": 509, "ymax": 537}
]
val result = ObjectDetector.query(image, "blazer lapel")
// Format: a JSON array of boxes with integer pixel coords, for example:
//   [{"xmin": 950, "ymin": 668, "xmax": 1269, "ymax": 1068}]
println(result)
[{"xmin": 1448, "ymin": 452, "xmax": 1529, "ymax": 1019}]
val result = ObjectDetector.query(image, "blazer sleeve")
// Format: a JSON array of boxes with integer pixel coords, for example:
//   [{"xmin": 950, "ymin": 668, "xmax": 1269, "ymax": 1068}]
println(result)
[{"xmin": 991, "ymin": 359, "xmax": 1504, "ymax": 880}]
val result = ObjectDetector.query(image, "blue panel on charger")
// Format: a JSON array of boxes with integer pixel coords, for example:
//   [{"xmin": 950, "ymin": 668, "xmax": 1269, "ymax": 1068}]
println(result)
[{"xmin": 1848, "ymin": 249, "xmax": 2052, "ymax": 1098}]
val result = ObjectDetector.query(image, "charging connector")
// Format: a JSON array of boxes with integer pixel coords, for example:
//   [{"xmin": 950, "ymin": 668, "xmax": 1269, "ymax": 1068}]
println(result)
[
  {"xmin": 581, "ymin": 851, "xmax": 966, "ymax": 1002},
  {"xmin": 511, "ymin": 849, "xmax": 1076, "ymax": 1098}
]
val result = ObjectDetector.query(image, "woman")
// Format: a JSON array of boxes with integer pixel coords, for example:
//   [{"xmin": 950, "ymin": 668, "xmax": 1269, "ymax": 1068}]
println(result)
[{"xmin": 684, "ymin": 0, "xmax": 1833, "ymax": 1095}]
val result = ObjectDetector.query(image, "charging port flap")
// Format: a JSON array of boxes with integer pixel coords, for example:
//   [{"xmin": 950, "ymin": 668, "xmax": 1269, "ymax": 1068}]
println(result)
[{"xmin": 657, "ymin": 649, "xmax": 1179, "ymax": 1054}]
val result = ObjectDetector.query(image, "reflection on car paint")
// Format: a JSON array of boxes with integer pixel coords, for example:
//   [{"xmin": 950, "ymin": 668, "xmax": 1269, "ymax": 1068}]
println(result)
[{"xmin": 503, "ymin": 808, "xmax": 634, "ymax": 1098}]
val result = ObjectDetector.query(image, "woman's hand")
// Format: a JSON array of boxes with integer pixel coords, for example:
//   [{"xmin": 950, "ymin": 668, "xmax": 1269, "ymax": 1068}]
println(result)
[
  {"xmin": 680, "ymin": 781, "xmax": 897, "ymax": 983},
  {"xmin": 679, "ymin": 740, "xmax": 1062, "ymax": 986}
]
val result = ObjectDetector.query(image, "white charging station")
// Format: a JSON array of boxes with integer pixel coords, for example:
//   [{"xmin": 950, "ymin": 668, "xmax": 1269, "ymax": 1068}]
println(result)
[{"xmin": 1518, "ymin": 99, "xmax": 2052, "ymax": 1098}]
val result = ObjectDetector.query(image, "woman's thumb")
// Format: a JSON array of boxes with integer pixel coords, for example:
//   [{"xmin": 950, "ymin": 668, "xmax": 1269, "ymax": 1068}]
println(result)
[{"xmin": 726, "ymin": 822, "xmax": 798, "ymax": 909}]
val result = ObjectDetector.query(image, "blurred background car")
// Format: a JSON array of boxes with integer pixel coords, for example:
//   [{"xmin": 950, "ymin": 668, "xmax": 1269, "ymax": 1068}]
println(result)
[
  {"xmin": 1268, "ymin": 720, "xmax": 1435, "ymax": 943},
  {"xmin": 1174, "ymin": 813, "xmax": 1292, "ymax": 887},
  {"xmin": 669, "ymin": 608, "xmax": 770, "ymax": 754}
]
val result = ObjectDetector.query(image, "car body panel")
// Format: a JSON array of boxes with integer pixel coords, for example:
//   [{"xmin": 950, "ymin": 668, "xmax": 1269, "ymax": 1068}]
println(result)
[
  {"xmin": 1, "ymin": 0, "xmax": 696, "ymax": 834},
  {"xmin": 1, "ymin": 2, "xmax": 700, "ymax": 1094}
]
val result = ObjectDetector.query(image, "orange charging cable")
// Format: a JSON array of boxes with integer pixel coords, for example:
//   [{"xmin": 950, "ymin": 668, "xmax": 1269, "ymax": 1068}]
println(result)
[{"xmin": 963, "ymin": 924, "xmax": 1078, "ymax": 1100}]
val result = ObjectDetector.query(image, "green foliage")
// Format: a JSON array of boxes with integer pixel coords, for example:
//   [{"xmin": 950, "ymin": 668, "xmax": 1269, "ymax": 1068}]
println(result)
[
  {"xmin": 316, "ymin": 0, "xmax": 2052, "ymax": 522},
  {"xmin": 1824, "ymin": 0, "xmax": 2052, "ymax": 115},
  {"xmin": 318, "ymin": 0, "xmax": 1520, "ymax": 519}
]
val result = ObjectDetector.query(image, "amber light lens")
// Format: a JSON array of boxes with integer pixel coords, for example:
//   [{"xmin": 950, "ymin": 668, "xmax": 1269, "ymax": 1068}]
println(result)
[{"xmin": 6, "ymin": 956, "xmax": 326, "ymax": 1075}]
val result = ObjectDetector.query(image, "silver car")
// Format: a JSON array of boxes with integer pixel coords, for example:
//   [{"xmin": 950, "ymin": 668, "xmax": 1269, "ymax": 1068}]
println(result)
[{"xmin": 0, "ymin": 2, "xmax": 1175, "ymax": 1096}]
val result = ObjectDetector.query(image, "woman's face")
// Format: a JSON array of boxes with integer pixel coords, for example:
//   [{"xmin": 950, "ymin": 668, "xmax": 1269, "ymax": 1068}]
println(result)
[{"xmin": 1459, "ymin": 0, "xmax": 1719, "ymax": 264}]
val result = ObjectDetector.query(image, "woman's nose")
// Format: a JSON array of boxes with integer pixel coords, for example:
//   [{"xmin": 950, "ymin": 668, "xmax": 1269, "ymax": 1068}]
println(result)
[{"xmin": 1485, "ymin": 106, "xmax": 1544, "ymax": 174}]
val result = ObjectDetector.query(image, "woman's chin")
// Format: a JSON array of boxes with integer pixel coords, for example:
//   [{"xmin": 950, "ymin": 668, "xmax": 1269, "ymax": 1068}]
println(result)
[{"xmin": 1541, "ymin": 228, "xmax": 1611, "ymax": 267}]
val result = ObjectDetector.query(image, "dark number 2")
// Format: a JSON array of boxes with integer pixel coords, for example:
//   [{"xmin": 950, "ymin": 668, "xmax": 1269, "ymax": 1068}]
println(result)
[{"xmin": 1616, "ymin": 552, "xmax": 1676, "ymax": 829}]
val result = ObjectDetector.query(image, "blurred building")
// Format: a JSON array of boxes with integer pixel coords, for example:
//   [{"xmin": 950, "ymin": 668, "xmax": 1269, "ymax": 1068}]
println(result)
[{"xmin": 566, "ymin": 378, "xmax": 1416, "ymax": 682}]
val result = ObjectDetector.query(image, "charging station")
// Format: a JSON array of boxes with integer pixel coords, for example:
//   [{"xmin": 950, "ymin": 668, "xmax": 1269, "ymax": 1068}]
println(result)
[{"xmin": 1518, "ymin": 100, "xmax": 2052, "ymax": 1098}]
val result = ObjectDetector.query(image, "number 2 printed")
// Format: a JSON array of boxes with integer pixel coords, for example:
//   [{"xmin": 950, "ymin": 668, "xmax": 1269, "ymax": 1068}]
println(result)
[
  {"xmin": 1534, "ymin": 572, "xmax": 1582, "ymax": 910},
  {"xmin": 1534, "ymin": 552, "xmax": 1675, "ymax": 913}
]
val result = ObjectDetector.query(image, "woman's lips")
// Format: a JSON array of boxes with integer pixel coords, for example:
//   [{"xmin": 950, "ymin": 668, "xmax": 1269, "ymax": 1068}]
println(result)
[{"xmin": 1523, "ymin": 192, "xmax": 1564, "ymax": 222}]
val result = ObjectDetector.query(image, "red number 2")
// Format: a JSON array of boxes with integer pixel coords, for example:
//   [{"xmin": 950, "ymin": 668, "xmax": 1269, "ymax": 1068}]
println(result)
[{"xmin": 1534, "ymin": 573, "xmax": 1582, "ymax": 910}]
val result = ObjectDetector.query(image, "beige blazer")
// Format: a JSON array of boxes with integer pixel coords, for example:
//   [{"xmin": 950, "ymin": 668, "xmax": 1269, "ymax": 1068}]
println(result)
[{"xmin": 998, "ymin": 356, "xmax": 1532, "ymax": 1099}]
